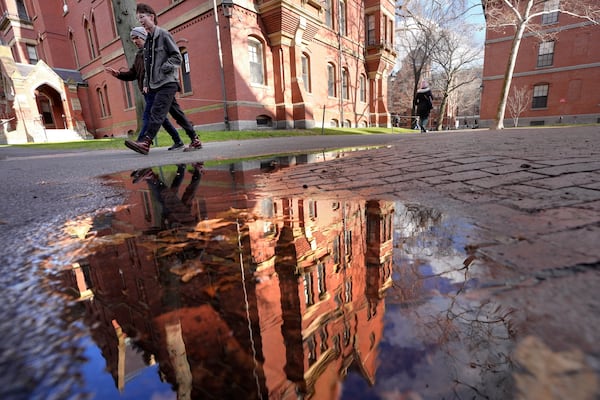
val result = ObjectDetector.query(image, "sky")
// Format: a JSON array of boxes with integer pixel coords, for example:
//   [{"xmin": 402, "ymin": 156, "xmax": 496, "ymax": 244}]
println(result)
[{"xmin": 465, "ymin": 0, "xmax": 487, "ymax": 45}]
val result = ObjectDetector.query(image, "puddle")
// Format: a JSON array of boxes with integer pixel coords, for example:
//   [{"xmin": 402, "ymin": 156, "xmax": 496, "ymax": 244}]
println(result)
[{"xmin": 14, "ymin": 153, "xmax": 518, "ymax": 399}]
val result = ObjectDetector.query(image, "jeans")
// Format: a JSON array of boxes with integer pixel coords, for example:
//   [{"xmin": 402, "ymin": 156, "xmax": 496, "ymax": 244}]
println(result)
[
  {"xmin": 144, "ymin": 83, "xmax": 196, "ymax": 142},
  {"xmin": 137, "ymin": 91, "xmax": 182, "ymax": 144}
]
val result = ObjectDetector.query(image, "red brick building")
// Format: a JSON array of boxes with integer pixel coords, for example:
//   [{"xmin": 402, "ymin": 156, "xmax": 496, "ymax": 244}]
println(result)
[
  {"xmin": 0, "ymin": 0, "xmax": 396, "ymax": 143},
  {"xmin": 480, "ymin": 4, "xmax": 600, "ymax": 128}
]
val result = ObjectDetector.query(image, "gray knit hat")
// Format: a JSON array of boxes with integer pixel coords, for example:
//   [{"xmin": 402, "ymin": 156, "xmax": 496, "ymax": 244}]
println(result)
[{"xmin": 130, "ymin": 27, "xmax": 147, "ymax": 40}]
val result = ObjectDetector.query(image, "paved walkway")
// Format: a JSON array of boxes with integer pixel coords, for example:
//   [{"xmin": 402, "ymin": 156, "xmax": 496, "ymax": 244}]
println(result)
[{"xmin": 1, "ymin": 125, "xmax": 599, "ymax": 398}]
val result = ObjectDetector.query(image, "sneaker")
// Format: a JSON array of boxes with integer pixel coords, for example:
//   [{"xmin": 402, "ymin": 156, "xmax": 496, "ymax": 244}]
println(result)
[
  {"xmin": 183, "ymin": 138, "xmax": 202, "ymax": 152},
  {"xmin": 131, "ymin": 168, "xmax": 154, "ymax": 183},
  {"xmin": 168, "ymin": 142, "xmax": 185, "ymax": 151},
  {"xmin": 125, "ymin": 137, "xmax": 152, "ymax": 155}
]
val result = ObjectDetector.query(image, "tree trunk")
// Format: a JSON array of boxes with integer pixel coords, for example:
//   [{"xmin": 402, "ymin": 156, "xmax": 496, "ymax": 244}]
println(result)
[
  {"xmin": 493, "ymin": 0, "xmax": 535, "ymax": 130},
  {"xmin": 436, "ymin": 79, "xmax": 451, "ymax": 131},
  {"xmin": 493, "ymin": 21, "xmax": 527, "ymax": 130},
  {"xmin": 111, "ymin": 0, "xmax": 144, "ymax": 132}
]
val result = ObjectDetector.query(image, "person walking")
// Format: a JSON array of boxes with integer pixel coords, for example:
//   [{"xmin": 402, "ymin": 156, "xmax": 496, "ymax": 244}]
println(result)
[
  {"xmin": 124, "ymin": 3, "xmax": 202, "ymax": 155},
  {"xmin": 415, "ymin": 81, "xmax": 434, "ymax": 133},
  {"xmin": 105, "ymin": 27, "xmax": 185, "ymax": 150}
]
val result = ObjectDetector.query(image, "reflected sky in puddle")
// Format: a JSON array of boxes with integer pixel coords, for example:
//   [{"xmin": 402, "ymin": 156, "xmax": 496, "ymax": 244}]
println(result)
[{"xmin": 44, "ymin": 153, "xmax": 515, "ymax": 399}]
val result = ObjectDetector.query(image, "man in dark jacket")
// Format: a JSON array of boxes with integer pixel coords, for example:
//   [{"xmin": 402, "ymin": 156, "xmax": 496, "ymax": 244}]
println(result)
[
  {"xmin": 415, "ymin": 81, "xmax": 434, "ymax": 133},
  {"xmin": 124, "ymin": 3, "xmax": 202, "ymax": 155},
  {"xmin": 106, "ymin": 27, "xmax": 185, "ymax": 150}
]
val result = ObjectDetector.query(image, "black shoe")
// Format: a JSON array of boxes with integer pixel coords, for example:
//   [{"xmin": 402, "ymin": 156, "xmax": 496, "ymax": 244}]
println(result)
[{"xmin": 168, "ymin": 142, "xmax": 184, "ymax": 151}]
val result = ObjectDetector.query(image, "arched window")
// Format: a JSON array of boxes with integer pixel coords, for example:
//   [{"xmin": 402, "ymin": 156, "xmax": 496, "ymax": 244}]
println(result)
[
  {"xmin": 327, "ymin": 63, "xmax": 336, "ymax": 97},
  {"xmin": 301, "ymin": 53, "xmax": 311, "ymax": 92},
  {"xmin": 85, "ymin": 19, "xmax": 96, "ymax": 59},
  {"xmin": 341, "ymin": 68, "xmax": 349, "ymax": 100},
  {"xmin": 248, "ymin": 37, "xmax": 265, "ymax": 85},
  {"xmin": 123, "ymin": 81, "xmax": 134, "ymax": 109},
  {"xmin": 256, "ymin": 114, "xmax": 272, "ymax": 127},
  {"xmin": 103, "ymin": 84, "xmax": 111, "ymax": 116},
  {"xmin": 180, "ymin": 48, "xmax": 192, "ymax": 93},
  {"xmin": 69, "ymin": 31, "xmax": 80, "ymax": 68},
  {"xmin": 97, "ymin": 88, "xmax": 107, "ymax": 118}
]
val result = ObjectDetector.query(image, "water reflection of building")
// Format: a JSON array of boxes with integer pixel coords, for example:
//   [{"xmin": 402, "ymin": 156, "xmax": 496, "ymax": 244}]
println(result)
[{"xmin": 61, "ymin": 160, "xmax": 394, "ymax": 399}]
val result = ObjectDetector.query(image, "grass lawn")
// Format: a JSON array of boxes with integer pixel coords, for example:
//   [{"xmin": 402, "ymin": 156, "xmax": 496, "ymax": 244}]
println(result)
[{"xmin": 2, "ymin": 127, "xmax": 414, "ymax": 151}]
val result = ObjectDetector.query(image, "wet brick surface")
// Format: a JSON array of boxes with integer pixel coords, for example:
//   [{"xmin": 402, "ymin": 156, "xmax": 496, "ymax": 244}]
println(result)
[{"xmin": 256, "ymin": 125, "xmax": 600, "ymax": 398}]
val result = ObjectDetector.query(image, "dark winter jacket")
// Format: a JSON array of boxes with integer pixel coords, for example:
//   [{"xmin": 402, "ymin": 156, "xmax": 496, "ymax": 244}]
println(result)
[
  {"xmin": 143, "ymin": 26, "xmax": 182, "ymax": 91},
  {"xmin": 116, "ymin": 49, "xmax": 144, "ymax": 91},
  {"xmin": 415, "ymin": 87, "xmax": 434, "ymax": 118}
]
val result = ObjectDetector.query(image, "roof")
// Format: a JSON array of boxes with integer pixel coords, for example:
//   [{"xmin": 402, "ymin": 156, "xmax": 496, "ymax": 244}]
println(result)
[
  {"xmin": 53, "ymin": 67, "xmax": 86, "ymax": 84},
  {"xmin": 14, "ymin": 62, "xmax": 86, "ymax": 85}
]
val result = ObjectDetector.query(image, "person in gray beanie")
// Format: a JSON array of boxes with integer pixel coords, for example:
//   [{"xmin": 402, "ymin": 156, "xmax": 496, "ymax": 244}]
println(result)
[
  {"xmin": 124, "ymin": 3, "xmax": 202, "ymax": 155},
  {"xmin": 105, "ymin": 27, "xmax": 185, "ymax": 150}
]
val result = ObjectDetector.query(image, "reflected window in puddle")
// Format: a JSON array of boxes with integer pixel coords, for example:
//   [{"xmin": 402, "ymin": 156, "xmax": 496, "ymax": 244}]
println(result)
[{"xmin": 48, "ymin": 157, "xmax": 515, "ymax": 399}]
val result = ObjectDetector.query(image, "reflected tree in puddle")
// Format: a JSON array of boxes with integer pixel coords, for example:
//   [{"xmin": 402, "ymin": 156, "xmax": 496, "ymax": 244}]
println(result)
[
  {"xmin": 49, "ymin": 160, "xmax": 517, "ymax": 399},
  {"xmin": 375, "ymin": 203, "xmax": 516, "ymax": 399}
]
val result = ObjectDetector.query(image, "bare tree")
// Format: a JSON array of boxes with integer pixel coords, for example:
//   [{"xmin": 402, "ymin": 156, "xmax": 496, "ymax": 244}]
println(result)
[
  {"xmin": 395, "ymin": 16, "xmax": 437, "ymax": 127},
  {"xmin": 396, "ymin": 0, "xmax": 481, "ymax": 129},
  {"xmin": 484, "ymin": 0, "xmax": 600, "ymax": 129},
  {"xmin": 431, "ymin": 24, "xmax": 483, "ymax": 131},
  {"xmin": 507, "ymin": 85, "xmax": 531, "ymax": 127},
  {"xmin": 452, "ymin": 67, "xmax": 483, "ymax": 125}
]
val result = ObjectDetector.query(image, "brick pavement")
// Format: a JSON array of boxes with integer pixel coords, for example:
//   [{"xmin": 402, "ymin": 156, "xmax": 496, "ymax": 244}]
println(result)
[{"xmin": 258, "ymin": 125, "xmax": 600, "ymax": 398}]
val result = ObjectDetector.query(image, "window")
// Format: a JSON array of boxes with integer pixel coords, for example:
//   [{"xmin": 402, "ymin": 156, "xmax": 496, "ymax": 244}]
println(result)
[
  {"xmin": 532, "ymin": 84, "xmax": 549, "ymax": 109},
  {"xmin": 123, "ymin": 81, "xmax": 134, "ymax": 109},
  {"xmin": 301, "ymin": 53, "xmax": 311, "ymax": 92},
  {"xmin": 180, "ymin": 48, "xmax": 192, "ymax": 93},
  {"xmin": 339, "ymin": 0, "xmax": 346, "ymax": 36},
  {"xmin": 26, "ymin": 45, "xmax": 38, "ymax": 64},
  {"xmin": 16, "ymin": 0, "xmax": 29, "ymax": 21},
  {"xmin": 537, "ymin": 41, "xmax": 554, "ymax": 67},
  {"xmin": 366, "ymin": 15, "xmax": 376, "ymax": 46},
  {"xmin": 103, "ymin": 85, "xmax": 111, "ymax": 116},
  {"xmin": 317, "ymin": 263, "xmax": 326, "ymax": 296},
  {"xmin": 359, "ymin": 74, "xmax": 366, "ymax": 102},
  {"xmin": 325, "ymin": 0, "xmax": 333, "ymax": 28},
  {"xmin": 85, "ymin": 20, "xmax": 96, "ymax": 59},
  {"xmin": 542, "ymin": 0, "xmax": 559, "ymax": 25},
  {"xmin": 248, "ymin": 37, "xmax": 264, "ymax": 85},
  {"xmin": 341, "ymin": 68, "xmax": 349, "ymax": 99},
  {"xmin": 97, "ymin": 88, "xmax": 107, "ymax": 117},
  {"xmin": 327, "ymin": 63, "xmax": 336, "ymax": 97},
  {"xmin": 70, "ymin": 31, "xmax": 80, "ymax": 68},
  {"xmin": 303, "ymin": 272, "xmax": 314, "ymax": 306}
]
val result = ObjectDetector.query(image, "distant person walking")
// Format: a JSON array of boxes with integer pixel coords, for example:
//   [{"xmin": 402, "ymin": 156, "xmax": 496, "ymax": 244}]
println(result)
[
  {"xmin": 125, "ymin": 3, "xmax": 202, "ymax": 155},
  {"xmin": 105, "ymin": 27, "xmax": 185, "ymax": 150},
  {"xmin": 415, "ymin": 81, "xmax": 434, "ymax": 133}
]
